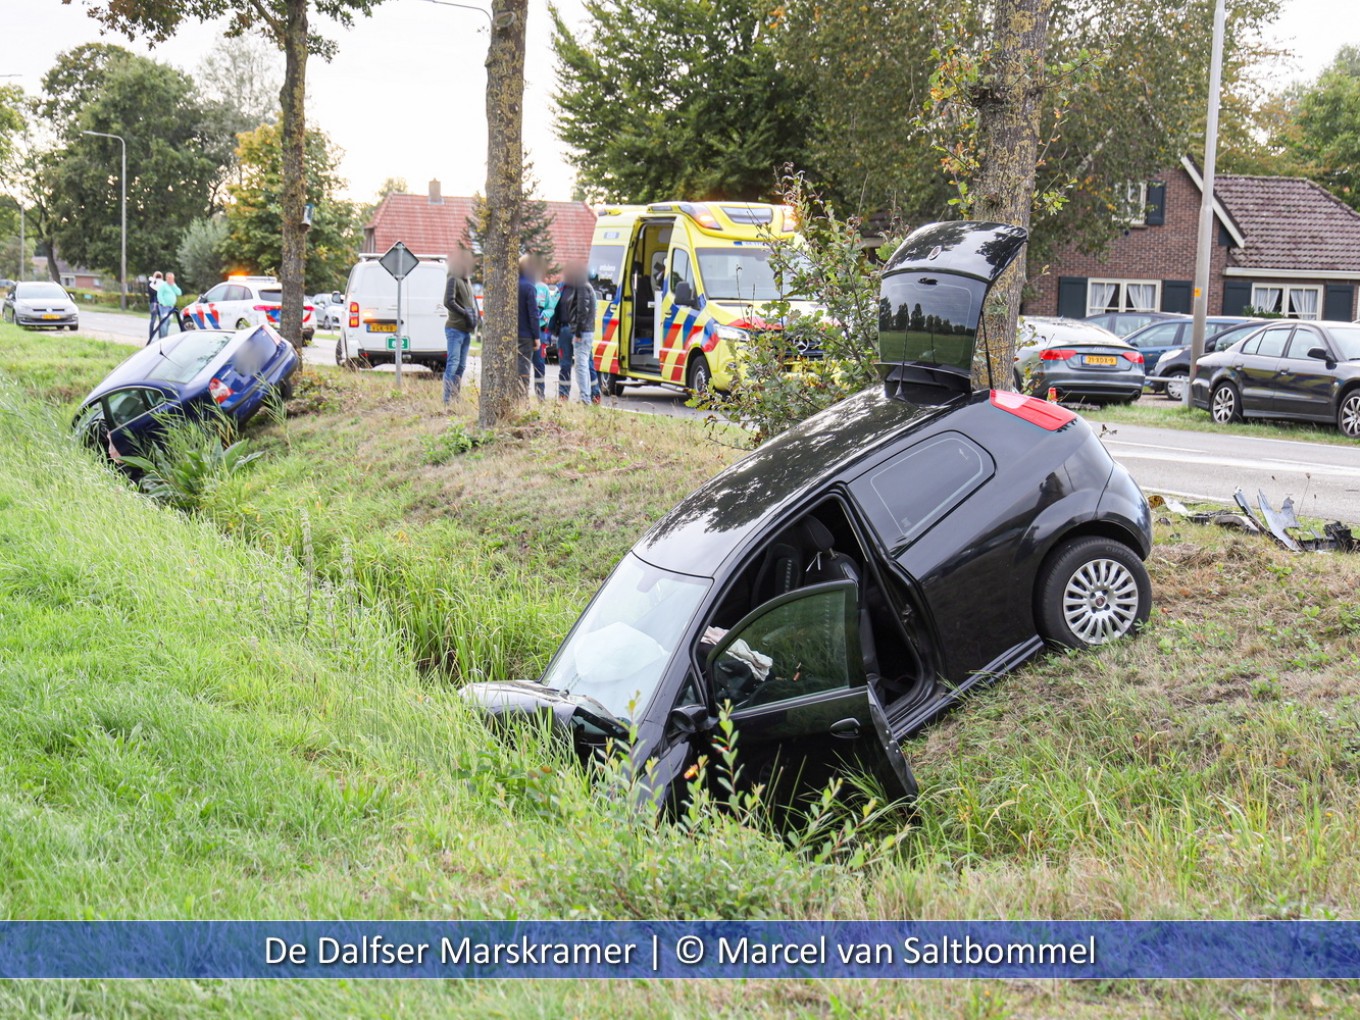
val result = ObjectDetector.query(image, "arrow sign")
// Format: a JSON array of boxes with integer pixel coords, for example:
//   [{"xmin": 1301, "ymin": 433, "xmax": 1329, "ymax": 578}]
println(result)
[{"xmin": 378, "ymin": 241, "xmax": 420, "ymax": 282}]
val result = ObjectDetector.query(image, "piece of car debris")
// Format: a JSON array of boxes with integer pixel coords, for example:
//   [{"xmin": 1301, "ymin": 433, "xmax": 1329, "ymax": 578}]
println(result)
[{"xmin": 1159, "ymin": 488, "xmax": 1356, "ymax": 553}]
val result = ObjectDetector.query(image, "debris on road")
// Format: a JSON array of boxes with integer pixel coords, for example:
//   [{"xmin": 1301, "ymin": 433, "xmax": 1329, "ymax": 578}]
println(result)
[{"xmin": 1151, "ymin": 489, "xmax": 1358, "ymax": 554}]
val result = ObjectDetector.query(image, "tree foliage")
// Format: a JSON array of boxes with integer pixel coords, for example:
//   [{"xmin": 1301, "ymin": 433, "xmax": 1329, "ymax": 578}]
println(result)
[
  {"xmin": 1290, "ymin": 46, "xmax": 1360, "ymax": 210},
  {"xmin": 225, "ymin": 122, "xmax": 359, "ymax": 291},
  {"xmin": 198, "ymin": 34, "xmax": 284, "ymax": 131},
  {"xmin": 42, "ymin": 45, "xmax": 236, "ymax": 279},
  {"xmin": 176, "ymin": 216, "xmax": 232, "ymax": 290},
  {"xmin": 550, "ymin": 0, "xmax": 811, "ymax": 201},
  {"xmin": 464, "ymin": 175, "xmax": 558, "ymax": 281}
]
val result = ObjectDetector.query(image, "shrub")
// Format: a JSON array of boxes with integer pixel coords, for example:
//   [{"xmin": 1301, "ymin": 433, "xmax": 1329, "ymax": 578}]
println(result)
[{"xmin": 121, "ymin": 417, "xmax": 262, "ymax": 513}]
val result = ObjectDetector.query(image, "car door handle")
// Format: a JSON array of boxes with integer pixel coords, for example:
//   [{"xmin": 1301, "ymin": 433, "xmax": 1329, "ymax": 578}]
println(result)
[{"xmin": 829, "ymin": 718, "xmax": 861, "ymax": 740}]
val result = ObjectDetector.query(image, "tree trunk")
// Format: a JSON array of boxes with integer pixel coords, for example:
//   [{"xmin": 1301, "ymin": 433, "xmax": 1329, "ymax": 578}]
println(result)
[
  {"xmin": 479, "ymin": 0, "xmax": 529, "ymax": 428},
  {"xmin": 278, "ymin": 0, "xmax": 309, "ymax": 353},
  {"xmin": 969, "ymin": 0, "xmax": 1052, "ymax": 390}
]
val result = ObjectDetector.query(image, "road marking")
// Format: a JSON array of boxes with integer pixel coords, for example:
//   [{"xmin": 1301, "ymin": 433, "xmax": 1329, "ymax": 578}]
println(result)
[{"xmin": 1109, "ymin": 449, "xmax": 1360, "ymax": 479}]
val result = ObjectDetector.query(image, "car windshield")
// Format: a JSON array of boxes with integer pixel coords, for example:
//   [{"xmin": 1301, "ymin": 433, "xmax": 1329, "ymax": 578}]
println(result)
[
  {"xmin": 695, "ymin": 247, "xmax": 808, "ymax": 301},
  {"xmin": 17, "ymin": 282, "xmax": 66, "ymax": 300},
  {"xmin": 145, "ymin": 332, "xmax": 234, "ymax": 383},
  {"xmin": 1328, "ymin": 326, "xmax": 1360, "ymax": 360},
  {"xmin": 538, "ymin": 553, "xmax": 709, "ymax": 722}
]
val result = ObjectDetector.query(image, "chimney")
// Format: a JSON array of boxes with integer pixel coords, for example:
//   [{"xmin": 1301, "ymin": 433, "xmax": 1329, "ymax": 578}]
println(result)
[{"xmin": 428, "ymin": 179, "xmax": 443, "ymax": 205}]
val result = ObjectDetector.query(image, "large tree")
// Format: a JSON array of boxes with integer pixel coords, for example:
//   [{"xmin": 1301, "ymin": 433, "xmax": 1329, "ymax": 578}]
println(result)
[
  {"xmin": 1290, "ymin": 46, "xmax": 1360, "ymax": 210},
  {"xmin": 75, "ymin": 0, "xmax": 384, "ymax": 349},
  {"xmin": 43, "ymin": 46, "xmax": 234, "ymax": 284},
  {"xmin": 551, "ymin": 0, "xmax": 811, "ymax": 201},
  {"xmin": 225, "ymin": 121, "xmax": 359, "ymax": 291}
]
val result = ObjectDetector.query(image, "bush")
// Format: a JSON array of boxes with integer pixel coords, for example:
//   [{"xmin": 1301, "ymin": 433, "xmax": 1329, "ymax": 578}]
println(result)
[
  {"xmin": 177, "ymin": 216, "xmax": 231, "ymax": 292},
  {"xmin": 121, "ymin": 417, "xmax": 262, "ymax": 513}
]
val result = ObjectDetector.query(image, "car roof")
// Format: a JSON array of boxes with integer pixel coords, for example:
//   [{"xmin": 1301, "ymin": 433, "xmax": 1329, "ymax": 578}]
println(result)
[
  {"xmin": 1019, "ymin": 316, "xmax": 1127, "ymax": 346},
  {"xmin": 635, "ymin": 387, "xmax": 951, "ymax": 577},
  {"xmin": 82, "ymin": 329, "xmax": 240, "ymax": 402}
]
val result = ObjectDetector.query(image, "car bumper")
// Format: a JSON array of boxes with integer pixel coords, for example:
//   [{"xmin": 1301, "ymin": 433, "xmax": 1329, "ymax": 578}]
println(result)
[
  {"xmin": 1026, "ymin": 365, "xmax": 1144, "ymax": 400},
  {"xmin": 15, "ymin": 314, "xmax": 78, "ymax": 327}
]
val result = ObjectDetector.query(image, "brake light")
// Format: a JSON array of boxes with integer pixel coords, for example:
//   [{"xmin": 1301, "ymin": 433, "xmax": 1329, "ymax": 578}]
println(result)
[
  {"xmin": 252, "ymin": 304, "xmax": 271, "ymax": 311},
  {"xmin": 1122, "ymin": 351, "xmax": 1144, "ymax": 363},
  {"xmin": 208, "ymin": 378, "xmax": 233, "ymax": 405},
  {"xmin": 990, "ymin": 389, "xmax": 1077, "ymax": 430},
  {"xmin": 1039, "ymin": 348, "xmax": 1076, "ymax": 361},
  {"xmin": 349, "ymin": 301, "xmax": 359, "ymax": 328}
]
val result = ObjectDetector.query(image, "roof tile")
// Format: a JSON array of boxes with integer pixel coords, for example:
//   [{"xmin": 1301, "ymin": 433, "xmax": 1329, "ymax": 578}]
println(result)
[{"xmin": 1215, "ymin": 175, "xmax": 1360, "ymax": 273}]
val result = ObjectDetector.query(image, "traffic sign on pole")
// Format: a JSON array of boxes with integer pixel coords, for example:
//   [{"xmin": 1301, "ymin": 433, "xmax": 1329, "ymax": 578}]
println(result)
[{"xmin": 378, "ymin": 242, "xmax": 420, "ymax": 388}]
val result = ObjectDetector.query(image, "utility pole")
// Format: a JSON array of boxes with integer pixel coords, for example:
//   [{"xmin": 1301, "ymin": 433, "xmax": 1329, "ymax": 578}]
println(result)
[
  {"xmin": 81, "ymin": 130, "xmax": 127, "ymax": 311},
  {"xmin": 1185, "ymin": 0, "xmax": 1226, "ymax": 407}
]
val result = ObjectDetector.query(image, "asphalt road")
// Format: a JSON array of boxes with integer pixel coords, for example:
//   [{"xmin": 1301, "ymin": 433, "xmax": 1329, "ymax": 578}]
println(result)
[{"xmin": 76, "ymin": 316, "xmax": 1360, "ymax": 522}]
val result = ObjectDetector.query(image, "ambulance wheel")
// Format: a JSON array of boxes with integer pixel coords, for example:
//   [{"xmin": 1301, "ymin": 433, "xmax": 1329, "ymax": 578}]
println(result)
[
  {"xmin": 686, "ymin": 353, "xmax": 712, "ymax": 397},
  {"xmin": 599, "ymin": 372, "xmax": 624, "ymax": 397}
]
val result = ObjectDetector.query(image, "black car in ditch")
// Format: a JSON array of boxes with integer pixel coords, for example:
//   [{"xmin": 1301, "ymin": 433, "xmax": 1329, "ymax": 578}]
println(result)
[
  {"xmin": 1190, "ymin": 319, "xmax": 1360, "ymax": 438},
  {"xmin": 466, "ymin": 222, "xmax": 1154, "ymax": 807}
]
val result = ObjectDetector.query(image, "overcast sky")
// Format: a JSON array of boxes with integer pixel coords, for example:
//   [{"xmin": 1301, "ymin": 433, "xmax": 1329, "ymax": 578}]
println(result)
[{"xmin": 6, "ymin": 0, "xmax": 1357, "ymax": 205}]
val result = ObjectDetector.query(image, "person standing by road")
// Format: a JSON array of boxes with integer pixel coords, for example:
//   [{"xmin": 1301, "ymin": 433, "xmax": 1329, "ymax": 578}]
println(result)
[
  {"xmin": 154, "ymin": 272, "xmax": 182, "ymax": 339},
  {"xmin": 550, "ymin": 261, "xmax": 599, "ymax": 405},
  {"xmin": 517, "ymin": 255, "xmax": 543, "ymax": 399},
  {"xmin": 442, "ymin": 250, "xmax": 478, "ymax": 403},
  {"xmin": 146, "ymin": 271, "xmax": 163, "ymax": 344}
]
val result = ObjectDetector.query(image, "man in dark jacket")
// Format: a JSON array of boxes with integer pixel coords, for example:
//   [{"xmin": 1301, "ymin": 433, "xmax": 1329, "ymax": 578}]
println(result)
[
  {"xmin": 517, "ymin": 255, "xmax": 543, "ymax": 398},
  {"xmin": 442, "ymin": 250, "xmax": 478, "ymax": 402},
  {"xmin": 549, "ymin": 260, "xmax": 600, "ymax": 404}
]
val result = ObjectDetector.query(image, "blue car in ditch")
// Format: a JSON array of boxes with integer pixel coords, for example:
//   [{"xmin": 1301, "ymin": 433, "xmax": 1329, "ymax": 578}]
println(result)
[{"xmin": 74, "ymin": 325, "xmax": 299, "ymax": 459}]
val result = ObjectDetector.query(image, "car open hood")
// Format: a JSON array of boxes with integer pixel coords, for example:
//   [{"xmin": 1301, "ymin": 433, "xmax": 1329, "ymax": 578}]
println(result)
[{"xmin": 877, "ymin": 221, "xmax": 1028, "ymax": 400}]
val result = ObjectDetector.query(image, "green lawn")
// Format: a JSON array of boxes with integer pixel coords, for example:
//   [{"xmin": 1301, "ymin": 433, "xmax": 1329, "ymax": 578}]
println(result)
[
  {"xmin": 1089, "ymin": 392, "xmax": 1358, "ymax": 446},
  {"xmin": 2, "ymin": 322, "xmax": 1359, "ymax": 1015}
]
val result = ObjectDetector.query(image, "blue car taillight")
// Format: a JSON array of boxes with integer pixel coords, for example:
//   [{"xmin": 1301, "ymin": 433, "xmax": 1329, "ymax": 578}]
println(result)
[{"xmin": 209, "ymin": 378, "xmax": 234, "ymax": 405}]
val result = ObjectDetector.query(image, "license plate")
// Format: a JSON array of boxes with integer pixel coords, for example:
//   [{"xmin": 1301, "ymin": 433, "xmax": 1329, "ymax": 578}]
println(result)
[
  {"xmin": 385, "ymin": 336, "xmax": 410, "ymax": 350},
  {"xmin": 42, "ymin": 314, "xmax": 60, "ymax": 320},
  {"xmin": 367, "ymin": 322, "xmax": 397, "ymax": 333},
  {"xmin": 1084, "ymin": 355, "xmax": 1118, "ymax": 366}
]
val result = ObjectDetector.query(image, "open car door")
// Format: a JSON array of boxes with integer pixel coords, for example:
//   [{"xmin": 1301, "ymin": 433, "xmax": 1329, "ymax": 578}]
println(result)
[{"xmin": 706, "ymin": 580, "xmax": 917, "ymax": 804}]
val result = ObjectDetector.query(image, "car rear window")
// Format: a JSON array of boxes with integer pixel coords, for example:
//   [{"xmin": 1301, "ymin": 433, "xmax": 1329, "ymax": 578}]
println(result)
[
  {"xmin": 145, "ymin": 333, "xmax": 233, "ymax": 383},
  {"xmin": 258, "ymin": 288, "xmax": 282, "ymax": 303},
  {"xmin": 879, "ymin": 272, "xmax": 986, "ymax": 372},
  {"xmin": 850, "ymin": 432, "xmax": 995, "ymax": 549}
]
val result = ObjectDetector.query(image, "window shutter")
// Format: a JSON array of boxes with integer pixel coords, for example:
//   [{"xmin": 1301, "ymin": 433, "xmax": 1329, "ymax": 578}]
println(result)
[
  {"xmin": 1222, "ymin": 279, "xmax": 1252, "ymax": 315},
  {"xmin": 1323, "ymin": 283, "xmax": 1355, "ymax": 321},
  {"xmin": 1057, "ymin": 276, "xmax": 1087, "ymax": 318},
  {"xmin": 1161, "ymin": 280, "xmax": 1192, "ymax": 314},
  {"xmin": 1145, "ymin": 183, "xmax": 1167, "ymax": 226}
]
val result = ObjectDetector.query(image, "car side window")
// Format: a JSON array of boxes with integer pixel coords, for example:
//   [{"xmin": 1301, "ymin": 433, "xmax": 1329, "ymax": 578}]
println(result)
[
  {"xmin": 1285, "ymin": 328, "xmax": 1324, "ymax": 360},
  {"xmin": 848, "ymin": 432, "xmax": 995, "ymax": 551},
  {"xmin": 710, "ymin": 583, "xmax": 859, "ymax": 711},
  {"xmin": 1253, "ymin": 326, "xmax": 1293, "ymax": 358},
  {"xmin": 201, "ymin": 284, "xmax": 229, "ymax": 303},
  {"xmin": 225, "ymin": 285, "xmax": 250, "ymax": 302},
  {"xmin": 1131, "ymin": 322, "xmax": 1181, "ymax": 347},
  {"xmin": 104, "ymin": 389, "xmax": 161, "ymax": 429}
]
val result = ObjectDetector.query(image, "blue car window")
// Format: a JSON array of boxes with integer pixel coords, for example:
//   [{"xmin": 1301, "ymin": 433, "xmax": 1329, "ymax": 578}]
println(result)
[
  {"xmin": 146, "ymin": 333, "xmax": 233, "ymax": 384},
  {"xmin": 105, "ymin": 389, "xmax": 158, "ymax": 428},
  {"xmin": 850, "ymin": 432, "xmax": 995, "ymax": 550}
]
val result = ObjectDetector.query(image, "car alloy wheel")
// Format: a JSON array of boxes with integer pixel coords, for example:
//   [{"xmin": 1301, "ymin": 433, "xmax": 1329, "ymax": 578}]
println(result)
[
  {"xmin": 1211, "ymin": 382, "xmax": 1241, "ymax": 424},
  {"xmin": 1061, "ymin": 558, "xmax": 1141, "ymax": 645},
  {"xmin": 1340, "ymin": 391, "xmax": 1360, "ymax": 439},
  {"xmin": 1164, "ymin": 371, "xmax": 1188, "ymax": 401}
]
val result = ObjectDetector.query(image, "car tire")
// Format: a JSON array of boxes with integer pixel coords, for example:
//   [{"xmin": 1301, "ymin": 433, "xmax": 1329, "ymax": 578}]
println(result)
[
  {"xmin": 1163, "ymin": 370, "xmax": 1188, "ymax": 401},
  {"xmin": 599, "ymin": 371, "xmax": 623, "ymax": 397},
  {"xmin": 235, "ymin": 317, "xmax": 251, "ymax": 330},
  {"xmin": 1339, "ymin": 388, "xmax": 1360, "ymax": 439},
  {"xmin": 687, "ymin": 352, "xmax": 712, "ymax": 397},
  {"xmin": 69, "ymin": 324, "xmax": 79, "ymax": 332},
  {"xmin": 1210, "ymin": 381, "xmax": 1243, "ymax": 424},
  {"xmin": 1036, "ymin": 536, "xmax": 1151, "ymax": 650}
]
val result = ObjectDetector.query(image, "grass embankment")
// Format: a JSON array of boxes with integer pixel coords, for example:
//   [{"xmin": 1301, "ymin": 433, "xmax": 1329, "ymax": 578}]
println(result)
[
  {"xmin": 3, "ymin": 323, "xmax": 1360, "ymax": 1016},
  {"xmin": 1091, "ymin": 394, "xmax": 1358, "ymax": 446}
]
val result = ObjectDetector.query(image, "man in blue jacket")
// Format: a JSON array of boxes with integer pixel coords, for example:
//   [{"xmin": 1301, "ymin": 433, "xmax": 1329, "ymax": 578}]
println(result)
[{"xmin": 517, "ymin": 255, "xmax": 543, "ymax": 399}]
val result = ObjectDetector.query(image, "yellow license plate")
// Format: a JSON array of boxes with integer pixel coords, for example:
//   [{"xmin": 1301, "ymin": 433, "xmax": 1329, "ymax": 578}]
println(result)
[
  {"xmin": 1084, "ymin": 355, "xmax": 1118, "ymax": 366},
  {"xmin": 42, "ymin": 314, "xmax": 60, "ymax": 320},
  {"xmin": 367, "ymin": 322, "xmax": 398, "ymax": 333}
]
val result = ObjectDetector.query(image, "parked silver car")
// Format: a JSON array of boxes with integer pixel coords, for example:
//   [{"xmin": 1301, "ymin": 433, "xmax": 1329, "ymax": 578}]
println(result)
[
  {"xmin": 3, "ymin": 280, "xmax": 80, "ymax": 331},
  {"xmin": 1014, "ymin": 317, "xmax": 1145, "ymax": 404}
]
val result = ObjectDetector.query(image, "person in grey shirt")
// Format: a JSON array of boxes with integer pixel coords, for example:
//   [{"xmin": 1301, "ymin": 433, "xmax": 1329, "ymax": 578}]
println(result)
[{"xmin": 442, "ymin": 250, "xmax": 479, "ymax": 402}]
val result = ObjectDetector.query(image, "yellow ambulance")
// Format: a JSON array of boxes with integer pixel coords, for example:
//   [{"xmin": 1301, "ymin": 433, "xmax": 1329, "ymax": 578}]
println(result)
[{"xmin": 587, "ymin": 201, "xmax": 812, "ymax": 395}]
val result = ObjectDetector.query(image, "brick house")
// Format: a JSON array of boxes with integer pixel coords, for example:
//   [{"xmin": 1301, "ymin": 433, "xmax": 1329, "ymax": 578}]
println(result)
[
  {"xmin": 362, "ymin": 179, "xmax": 598, "ymax": 277},
  {"xmin": 1028, "ymin": 157, "xmax": 1360, "ymax": 323}
]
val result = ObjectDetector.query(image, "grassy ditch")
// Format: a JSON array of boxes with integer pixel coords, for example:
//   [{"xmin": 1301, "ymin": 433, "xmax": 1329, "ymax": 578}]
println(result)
[{"xmin": 2, "ymin": 322, "xmax": 1360, "ymax": 1015}]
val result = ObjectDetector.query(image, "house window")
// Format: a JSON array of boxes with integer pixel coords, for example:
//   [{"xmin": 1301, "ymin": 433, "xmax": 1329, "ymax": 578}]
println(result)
[
  {"xmin": 1251, "ymin": 284, "xmax": 1322, "ymax": 320},
  {"xmin": 1116, "ymin": 182, "xmax": 1149, "ymax": 226},
  {"xmin": 1087, "ymin": 278, "xmax": 1161, "ymax": 316}
]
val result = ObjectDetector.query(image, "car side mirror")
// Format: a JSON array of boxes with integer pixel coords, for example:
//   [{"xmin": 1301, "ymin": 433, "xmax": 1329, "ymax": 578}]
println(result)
[
  {"xmin": 1307, "ymin": 346, "xmax": 1332, "ymax": 362},
  {"xmin": 674, "ymin": 281, "xmax": 695, "ymax": 306},
  {"xmin": 665, "ymin": 703, "xmax": 710, "ymax": 742}
]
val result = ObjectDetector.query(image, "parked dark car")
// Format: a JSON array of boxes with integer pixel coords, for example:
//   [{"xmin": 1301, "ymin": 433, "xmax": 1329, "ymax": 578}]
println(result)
[
  {"xmin": 1123, "ymin": 315, "xmax": 1255, "ymax": 392},
  {"xmin": 1013, "ymin": 317, "xmax": 1145, "ymax": 404},
  {"xmin": 1083, "ymin": 310, "xmax": 1183, "ymax": 338},
  {"xmin": 1190, "ymin": 319, "xmax": 1360, "ymax": 437},
  {"xmin": 1151, "ymin": 319, "xmax": 1266, "ymax": 400},
  {"xmin": 3, "ymin": 280, "xmax": 79, "ymax": 330},
  {"xmin": 465, "ymin": 222, "xmax": 1154, "ymax": 808},
  {"xmin": 74, "ymin": 325, "xmax": 299, "ymax": 459}
]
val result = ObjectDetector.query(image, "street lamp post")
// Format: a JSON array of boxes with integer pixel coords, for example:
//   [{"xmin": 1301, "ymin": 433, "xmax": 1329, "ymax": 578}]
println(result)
[{"xmin": 81, "ymin": 130, "xmax": 128, "ymax": 311}]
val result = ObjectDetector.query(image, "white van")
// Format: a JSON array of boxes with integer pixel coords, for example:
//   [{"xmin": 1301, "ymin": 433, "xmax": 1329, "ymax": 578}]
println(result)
[{"xmin": 336, "ymin": 253, "xmax": 450, "ymax": 372}]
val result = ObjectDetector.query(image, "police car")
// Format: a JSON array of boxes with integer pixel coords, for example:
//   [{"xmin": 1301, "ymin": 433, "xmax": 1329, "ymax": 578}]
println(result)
[{"xmin": 182, "ymin": 275, "xmax": 315, "ymax": 345}]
